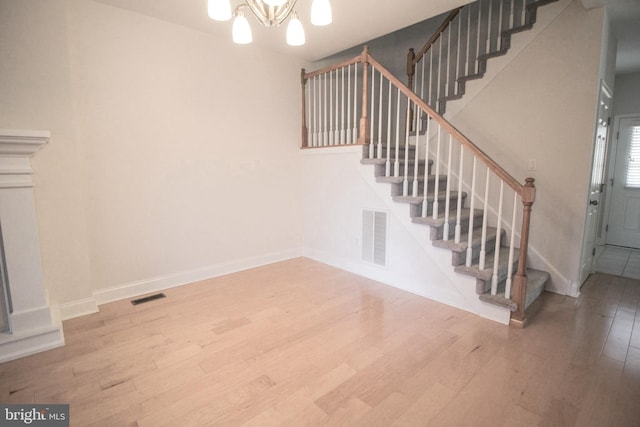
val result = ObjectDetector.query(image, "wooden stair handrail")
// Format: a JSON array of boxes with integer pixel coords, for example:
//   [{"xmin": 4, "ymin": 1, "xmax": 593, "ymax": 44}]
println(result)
[
  {"xmin": 303, "ymin": 55, "xmax": 362, "ymax": 80},
  {"xmin": 407, "ymin": 7, "xmax": 462, "ymax": 92},
  {"xmin": 367, "ymin": 53, "xmax": 525, "ymax": 197}
]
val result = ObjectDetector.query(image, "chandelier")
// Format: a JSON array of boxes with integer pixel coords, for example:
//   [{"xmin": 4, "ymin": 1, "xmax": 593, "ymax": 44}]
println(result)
[{"xmin": 208, "ymin": 0, "xmax": 332, "ymax": 46}]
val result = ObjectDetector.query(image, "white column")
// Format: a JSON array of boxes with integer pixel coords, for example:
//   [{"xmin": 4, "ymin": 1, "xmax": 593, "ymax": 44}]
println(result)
[{"xmin": 0, "ymin": 130, "xmax": 64, "ymax": 363}]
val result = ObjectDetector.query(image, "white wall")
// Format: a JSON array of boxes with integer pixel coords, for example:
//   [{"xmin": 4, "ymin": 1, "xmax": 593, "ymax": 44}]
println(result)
[
  {"xmin": 451, "ymin": 0, "xmax": 605, "ymax": 293},
  {"xmin": 0, "ymin": 0, "xmax": 94, "ymax": 305},
  {"xmin": 301, "ymin": 147, "xmax": 511, "ymax": 324},
  {"xmin": 612, "ymin": 72, "xmax": 640, "ymax": 116},
  {"xmin": 0, "ymin": 0, "xmax": 306, "ymax": 315}
]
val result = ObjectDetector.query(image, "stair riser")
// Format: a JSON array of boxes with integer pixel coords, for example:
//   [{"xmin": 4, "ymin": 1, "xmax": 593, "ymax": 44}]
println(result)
[
  {"xmin": 426, "ymin": 211, "xmax": 483, "ymax": 240},
  {"xmin": 370, "ymin": 163, "xmax": 431, "ymax": 178},
  {"xmin": 450, "ymin": 229, "xmax": 507, "ymax": 266},
  {"xmin": 389, "ymin": 177, "xmax": 448, "ymax": 197},
  {"xmin": 409, "ymin": 194, "xmax": 468, "ymax": 218}
]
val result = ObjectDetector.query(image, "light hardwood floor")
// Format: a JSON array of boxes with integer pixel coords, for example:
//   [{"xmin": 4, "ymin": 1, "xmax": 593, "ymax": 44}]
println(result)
[{"xmin": 1, "ymin": 258, "xmax": 639, "ymax": 426}]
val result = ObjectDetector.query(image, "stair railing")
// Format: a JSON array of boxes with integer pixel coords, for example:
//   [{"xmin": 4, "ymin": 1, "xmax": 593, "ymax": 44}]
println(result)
[
  {"xmin": 408, "ymin": 0, "xmax": 549, "ymax": 114},
  {"xmin": 301, "ymin": 46, "xmax": 535, "ymax": 323}
]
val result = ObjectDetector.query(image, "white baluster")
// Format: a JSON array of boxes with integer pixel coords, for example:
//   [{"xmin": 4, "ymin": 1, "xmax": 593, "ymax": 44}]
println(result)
[
  {"xmin": 394, "ymin": 89, "xmax": 401, "ymax": 177},
  {"xmin": 443, "ymin": 134, "xmax": 453, "ymax": 240},
  {"xmin": 335, "ymin": 69, "xmax": 340, "ymax": 144},
  {"xmin": 420, "ymin": 50, "xmax": 426, "ymax": 105},
  {"xmin": 433, "ymin": 125, "xmax": 442, "ymax": 219},
  {"xmin": 369, "ymin": 68, "xmax": 375, "ymax": 158},
  {"xmin": 491, "ymin": 180, "xmax": 504, "ymax": 295},
  {"xmin": 479, "ymin": 169, "xmax": 490, "ymax": 269},
  {"xmin": 327, "ymin": 71, "xmax": 334, "ymax": 145},
  {"xmin": 437, "ymin": 36, "xmax": 443, "ymax": 110},
  {"xmin": 466, "ymin": 157, "xmax": 477, "ymax": 266},
  {"xmin": 353, "ymin": 62, "xmax": 358, "ymax": 143},
  {"xmin": 510, "ymin": 0, "xmax": 515, "ymax": 29},
  {"xmin": 385, "ymin": 83, "xmax": 392, "ymax": 177},
  {"xmin": 505, "ymin": 191, "xmax": 518, "ymax": 299},
  {"xmin": 455, "ymin": 143, "xmax": 464, "ymax": 243},
  {"xmin": 486, "ymin": 0, "xmax": 493, "ymax": 53},
  {"xmin": 323, "ymin": 72, "xmax": 328, "ymax": 146},
  {"xmin": 347, "ymin": 64, "xmax": 351, "ymax": 144},
  {"xmin": 446, "ymin": 25, "xmax": 451, "ymax": 98},
  {"xmin": 403, "ymin": 98, "xmax": 411, "ymax": 196},
  {"xmin": 340, "ymin": 66, "xmax": 346, "ymax": 145},
  {"xmin": 498, "ymin": 0, "xmax": 504, "ymax": 51},
  {"xmin": 312, "ymin": 76, "xmax": 316, "ymax": 147},
  {"xmin": 429, "ymin": 50, "xmax": 434, "ymax": 108},
  {"xmin": 377, "ymin": 70, "xmax": 383, "ymax": 158},
  {"xmin": 413, "ymin": 106, "xmax": 421, "ymax": 197},
  {"xmin": 422, "ymin": 116, "xmax": 431, "ymax": 217},
  {"xmin": 476, "ymin": 0, "xmax": 482, "ymax": 67},
  {"xmin": 467, "ymin": 4, "xmax": 472, "ymax": 75},
  {"xmin": 456, "ymin": 10, "xmax": 462, "ymax": 94},
  {"xmin": 307, "ymin": 75, "xmax": 312, "ymax": 146}
]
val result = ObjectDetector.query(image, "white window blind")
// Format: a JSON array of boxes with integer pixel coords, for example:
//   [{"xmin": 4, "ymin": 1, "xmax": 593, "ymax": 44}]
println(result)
[{"xmin": 626, "ymin": 126, "xmax": 640, "ymax": 188}]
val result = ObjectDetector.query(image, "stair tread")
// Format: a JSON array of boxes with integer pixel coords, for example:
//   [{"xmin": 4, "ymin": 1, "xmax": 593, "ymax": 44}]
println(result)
[
  {"xmin": 412, "ymin": 208, "xmax": 481, "ymax": 227},
  {"xmin": 432, "ymin": 226, "xmax": 501, "ymax": 252},
  {"xmin": 393, "ymin": 190, "xmax": 465, "ymax": 205},
  {"xmin": 454, "ymin": 247, "xmax": 519, "ymax": 281},
  {"xmin": 478, "ymin": 268, "xmax": 550, "ymax": 311},
  {"xmin": 376, "ymin": 174, "xmax": 442, "ymax": 184}
]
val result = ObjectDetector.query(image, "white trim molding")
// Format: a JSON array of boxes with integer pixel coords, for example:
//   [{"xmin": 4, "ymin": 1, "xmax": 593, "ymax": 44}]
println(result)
[{"xmin": 0, "ymin": 129, "xmax": 63, "ymax": 363}]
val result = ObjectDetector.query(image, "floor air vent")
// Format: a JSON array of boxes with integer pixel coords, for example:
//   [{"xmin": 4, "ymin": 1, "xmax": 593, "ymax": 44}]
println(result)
[{"xmin": 131, "ymin": 293, "xmax": 166, "ymax": 305}]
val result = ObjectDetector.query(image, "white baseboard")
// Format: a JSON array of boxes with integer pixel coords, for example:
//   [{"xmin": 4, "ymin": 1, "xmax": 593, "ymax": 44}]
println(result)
[
  {"xmin": 0, "ymin": 324, "xmax": 64, "ymax": 363},
  {"xmin": 58, "ymin": 297, "xmax": 99, "ymax": 321},
  {"xmin": 59, "ymin": 248, "xmax": 302, "ymax": 320}
]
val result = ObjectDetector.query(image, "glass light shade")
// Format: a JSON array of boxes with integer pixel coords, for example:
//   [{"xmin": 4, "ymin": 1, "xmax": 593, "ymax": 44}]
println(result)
[
  {"xmin": 208, "ymin": 0, "xmax": 232, "ymax": 21},
  {"xmin": 263, "ymin": 0, "xmax": 287, "ymax": 6},
  {"xmin": 286, "ymin": 15, "xmax": 305, "ymax": 46},
  {"xmin": 232, "ymin": 13, "xmax": 253, "ymax": 44},
  {"xmin": 311, "ymin": 0, "xmax": 332, "ymax": 26}
]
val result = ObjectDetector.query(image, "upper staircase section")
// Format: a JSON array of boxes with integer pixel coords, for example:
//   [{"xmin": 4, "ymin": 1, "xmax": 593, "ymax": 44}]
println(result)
[{"xmin": 407, "ymin": 0, "xmax": 558, "ymax": 114}]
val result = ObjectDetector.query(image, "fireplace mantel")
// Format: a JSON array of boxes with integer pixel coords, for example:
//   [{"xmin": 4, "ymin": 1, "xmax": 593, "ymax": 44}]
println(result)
[{"xmin": 0, "ymin": 129, "xmax": 63, "ymax": 362}]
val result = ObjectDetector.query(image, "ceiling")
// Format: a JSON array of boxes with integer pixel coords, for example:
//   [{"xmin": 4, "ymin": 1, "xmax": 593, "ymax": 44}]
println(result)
[
  {"xmin": 90, "ymin": 0, "xmax": 470, "ymax": 61},
  {"xmin": 92, "ymin": 0, "xmax": 640, "ymax": 70}
]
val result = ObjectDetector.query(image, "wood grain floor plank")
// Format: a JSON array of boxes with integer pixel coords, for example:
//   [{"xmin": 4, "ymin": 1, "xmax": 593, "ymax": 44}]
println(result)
[{"xmin": 1, "ymin": 260, "xmax": 639, "ymax": 426}]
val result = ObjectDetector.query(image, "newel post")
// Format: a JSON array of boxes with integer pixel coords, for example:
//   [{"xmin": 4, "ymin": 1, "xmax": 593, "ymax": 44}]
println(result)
[
  {"xmin": 358, "ymin": 46, "xmax": 370, "ymax": 145},
  {"xmin": 301, "ymin": 68, "xmax": 308, "ymax": 148},
  {"xmin": 511, "ymin": 177, "xmax": 535, "ymax": 327}
]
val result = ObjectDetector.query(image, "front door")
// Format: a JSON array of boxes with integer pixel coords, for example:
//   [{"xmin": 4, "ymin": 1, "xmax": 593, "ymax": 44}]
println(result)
[
  {"xmin": 607, "ymin": 115, "xmax": 640, "ymax": 248},
  {"xmin": 579, "ymin": 81, "xmax": 612, "ymax": 284}
]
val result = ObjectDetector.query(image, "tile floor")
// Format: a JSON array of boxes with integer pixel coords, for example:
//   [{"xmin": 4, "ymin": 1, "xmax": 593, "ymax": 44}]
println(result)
[{"xmin": 594, "ymin": 245, "xmax": 640, "ymax": 279}]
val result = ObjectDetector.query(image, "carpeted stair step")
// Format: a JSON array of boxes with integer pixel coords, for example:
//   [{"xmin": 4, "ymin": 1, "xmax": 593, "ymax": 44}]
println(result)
[
  {"xmin": 393, "ymin": 191, "xmax": 467, "ymax": 218},
  {"xmin": 412, "ymin": 208, "xmax": 484, "ymax": 239},
  {"xmin": 478, "ymin": 268, "xmax": 550, "ymax": 311},
  {"xmin": 361, "ymin": 157, "xmax": 432, "ymax": 178},
  {"xmin": 381, "ymin": 175, "xmax": 448, "ymax": 197},
  {"xmin": 433, "ymin": 227, "xmax": 506, "ymax": 266},
  {"xmin": 454, "ymin": 246, "xmax": 519, "ymax": 292}
]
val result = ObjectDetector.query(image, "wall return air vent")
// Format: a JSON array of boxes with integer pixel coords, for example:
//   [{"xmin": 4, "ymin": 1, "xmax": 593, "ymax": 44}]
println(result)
[{"xmin": 362, "ymin": 209, "xmax": 387, "ymax": 266}]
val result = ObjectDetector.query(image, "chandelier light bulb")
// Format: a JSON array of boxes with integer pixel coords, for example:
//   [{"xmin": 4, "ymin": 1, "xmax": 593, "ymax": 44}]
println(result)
[
  {"xmin": 311, "ymin": 0, "xmax": 332, "ymax": 26},
  {"xmin": 286, "ymin": 13, "xmax": 305, "ymax": 46},
  {"xmin": 263, "ymin": 0, "xmax": 287, "ymax": 6},
  {"xmin": 208, "ymin": 0, "xmax": 232, "ymax": 21},
  {"xmin": 232, "ymin": 11, "xmax": 253, "ymax": 44}
]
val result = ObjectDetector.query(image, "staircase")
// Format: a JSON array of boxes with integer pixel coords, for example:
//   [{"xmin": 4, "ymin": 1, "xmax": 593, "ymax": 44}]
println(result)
[
  {"xmin": 361, "ymin": 144, "xmax": 549, "ymax": 318},
  {"xmin": 300, "ymin": 0, "xmax": 558, "ymax": 326},
  {"xmin": 407, "ymin": 0, "xmax": 559, "ymax": 115}
]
